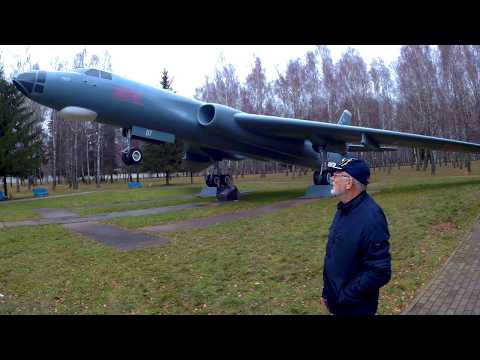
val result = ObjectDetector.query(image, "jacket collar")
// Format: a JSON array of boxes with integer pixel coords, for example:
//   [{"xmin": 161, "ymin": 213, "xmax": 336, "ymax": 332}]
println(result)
[{"xmin": 337, "ymin": 191, "xmax": 367, "ymax": 214}]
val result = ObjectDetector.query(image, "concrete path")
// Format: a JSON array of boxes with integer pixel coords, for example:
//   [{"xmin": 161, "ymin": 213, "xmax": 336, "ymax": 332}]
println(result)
[
  {"xmin": 64, "ymin": 222, "xmax": 169, "ymax": 251},
  {"xmin": 63, "ymin": 198, "xmax": 319, "ymax": 251},
  {"xmin": 141, "ymin": 198, "xmax": 320, "ymax": 234},
  {"xmin": 0, "ymin": 203, "xmax": 213, "ymax": 228},
  {"xmin": 36, "ymin": 208, "xmax": 78, "ymax": 219},
  {"xmin": 4, "ymin": 197, "xmax": 319, "ymax": 251},
  {"xmin": 403, "ymin": 218, "xmax": 480, "ymax": 315}
]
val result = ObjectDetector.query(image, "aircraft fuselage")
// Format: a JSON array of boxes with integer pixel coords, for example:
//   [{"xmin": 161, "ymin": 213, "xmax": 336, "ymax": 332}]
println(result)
[{"xmin": 13, "ymin": 69, "xmax": 329, "ymax": 169}]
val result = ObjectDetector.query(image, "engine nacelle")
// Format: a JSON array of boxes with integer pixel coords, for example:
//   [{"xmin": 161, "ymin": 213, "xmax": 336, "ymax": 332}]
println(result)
[{"xmin": 197, "ymin": 103, "xmax": 241, "ymax": 135}]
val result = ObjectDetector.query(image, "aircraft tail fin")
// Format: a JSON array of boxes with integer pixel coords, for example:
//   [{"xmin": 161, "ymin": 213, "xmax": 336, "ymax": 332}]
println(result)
[{"xmin": 337, "ymin": 110, "xmax": 352, "ymax": 126}]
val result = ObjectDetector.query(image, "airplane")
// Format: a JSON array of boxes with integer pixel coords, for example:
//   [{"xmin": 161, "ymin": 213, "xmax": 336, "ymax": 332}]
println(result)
[{"xmin": 12, "ymin": 68, "xmax": 480, "ymax": 194}]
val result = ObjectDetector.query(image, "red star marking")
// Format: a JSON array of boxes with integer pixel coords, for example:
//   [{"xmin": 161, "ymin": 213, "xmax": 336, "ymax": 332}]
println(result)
[{"xmin": 113, "ymin": 86, "xmax": 144, "ymax": 106}]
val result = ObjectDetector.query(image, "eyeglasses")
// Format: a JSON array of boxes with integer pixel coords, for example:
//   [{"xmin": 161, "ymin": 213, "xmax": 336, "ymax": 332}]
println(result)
[
  {"xmin": 331, "ymin": 173, "xmax": 351, "ymax": 179},
  {"xmin": 329, "ymin": 173, "xmax": 351, "ymax": 184}
]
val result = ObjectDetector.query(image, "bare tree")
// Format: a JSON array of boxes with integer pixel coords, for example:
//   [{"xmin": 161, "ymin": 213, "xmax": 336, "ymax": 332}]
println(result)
[{"xmin": 317, "ymin": 45, "xmax": 339, "ymax": 120}]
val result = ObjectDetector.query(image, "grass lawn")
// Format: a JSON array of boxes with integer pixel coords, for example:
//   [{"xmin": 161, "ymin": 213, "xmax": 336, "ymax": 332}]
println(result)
[
  {"xmin": 0, "ymin": 173, "xmax": 311, "ymax": 222},
  {"xmin": 1, "ymin": 162, "xmax": 480, "ymax": 314}
]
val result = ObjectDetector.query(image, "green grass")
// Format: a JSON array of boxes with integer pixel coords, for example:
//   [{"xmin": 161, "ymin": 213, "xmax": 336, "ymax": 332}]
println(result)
[
  {"xmin": 0, "ymin": 174, "xmax": 310, "ymax": 222},
  {"xmin": 1, "ymin": 163, "xmax": 480, "ymax": 314},
  {"xmin": 0, "ymin": 183, "xmax": 205, "ymax": 222},
  {"xmin": 106, "ymin": 187, "xmax": 305, "ymax": 229}
]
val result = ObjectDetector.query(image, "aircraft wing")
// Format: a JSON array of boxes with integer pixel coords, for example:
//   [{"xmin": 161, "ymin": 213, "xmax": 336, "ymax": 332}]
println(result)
[{"xmin": 234, "ymin": 113, "xmax": 480, "ymax": 153}]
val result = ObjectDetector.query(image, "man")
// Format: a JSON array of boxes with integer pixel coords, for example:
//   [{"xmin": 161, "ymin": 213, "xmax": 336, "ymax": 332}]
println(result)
[{"xmin": 321, "ymin": 158, "xmax": 391, "ymax": 315}]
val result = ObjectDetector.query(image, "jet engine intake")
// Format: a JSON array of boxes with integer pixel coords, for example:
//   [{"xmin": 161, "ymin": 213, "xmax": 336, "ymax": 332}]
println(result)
[{"xmin": 197, "ymin": 103, "xmax": 241, "ymax": 134}]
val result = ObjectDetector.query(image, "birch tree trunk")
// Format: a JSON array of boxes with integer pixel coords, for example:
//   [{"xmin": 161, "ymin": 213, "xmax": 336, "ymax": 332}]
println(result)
[
  {"xmin": 51, "ymin": 114, "xmax": 57, "ymax": 191},
  {"xmin": 96, "ymin": 123, "xmax": 102, "ymax": 188},
  {"xmin": 73, "ymin": 127, "xmax": 79, "ymax": 190}
]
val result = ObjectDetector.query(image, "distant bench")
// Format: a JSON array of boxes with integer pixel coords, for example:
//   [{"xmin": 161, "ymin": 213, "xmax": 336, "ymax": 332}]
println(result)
[
  {"xmin": 32, "ymin": 187, "xmax": 49, "ymax": 197},
  {"xmin": 128, "ymin": 182, "xmax": 143, "ymax": 188}
]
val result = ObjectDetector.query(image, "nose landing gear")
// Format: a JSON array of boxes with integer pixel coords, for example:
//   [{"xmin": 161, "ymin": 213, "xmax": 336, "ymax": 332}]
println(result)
[{"xmin": 122, "ymin": 127, "xmax": 143, "ymax": 166}]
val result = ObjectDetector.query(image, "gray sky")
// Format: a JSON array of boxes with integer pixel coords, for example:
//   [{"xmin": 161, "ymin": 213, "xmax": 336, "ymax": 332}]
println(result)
[{"xmin": 0, "ymin": 45, "xmax": 402, "ymax": 97}]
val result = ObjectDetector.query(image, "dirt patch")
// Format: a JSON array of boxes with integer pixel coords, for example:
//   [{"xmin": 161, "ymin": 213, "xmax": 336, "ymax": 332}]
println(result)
[{"xmin": 431, "ymin": 222, "xmax": 457, "ymax": 234}]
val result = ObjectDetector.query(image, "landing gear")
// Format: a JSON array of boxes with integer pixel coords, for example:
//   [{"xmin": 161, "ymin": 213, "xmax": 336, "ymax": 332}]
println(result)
[
  {"xmin": 122, "ymin": 148, "xmax": 143, "ymax": 166},
  {"xmin": 202, "ymin": 163, "xmax": 238, "ymax": 201},
  {"xmin": 304, "ymin": 149, "xmax": 335, "ymax": 198},
  {"xmin": 204, "ymin": 163, "xmax": 233, "ymax": 187},
  {"xmin": 313, "ymin": 170, "xmax": 332, "ymax": 185},
  {"xmin": 121, "ymin": 127, "xmax": 143, "ymax": 166},
  {"xmin": 205, "ymin": 174, "xmax": 219, "ymax": 187},
  {"xmin": 205, "ymin": 174, "xmax": 233, "ymax": 187}
]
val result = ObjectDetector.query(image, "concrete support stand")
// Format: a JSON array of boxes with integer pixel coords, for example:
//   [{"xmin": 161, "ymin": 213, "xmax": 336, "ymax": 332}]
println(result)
[
  {"xmin": 198, "ymin": 186, "xmax": 218, "ymax": 198},
  {"xmin": 303, "ymin": 185, "xmax": 334, "ymax": 198}
]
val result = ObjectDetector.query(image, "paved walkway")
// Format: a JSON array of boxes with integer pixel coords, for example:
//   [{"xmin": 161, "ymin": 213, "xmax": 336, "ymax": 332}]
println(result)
[
  {"xmin": 61, "ymin": 198, "xmax": 319, "ymax": 251},
  {"xmin": 141, "ymin": 198, "xmax": 320, "ymax": 233},
  {"xmin": 0, "ymin": 203, "xmax": 213, "ymax": 228},
  {"xmin": 403, "ymin": 218, "xmax": 480, "ymax": 315},
  {"xmin": 2, "ymin": 197, "xmax": 320, "ymax": 250},
  {"xmin": 64, "ymin": 222, "xmax": 169, "ymax": 251}
]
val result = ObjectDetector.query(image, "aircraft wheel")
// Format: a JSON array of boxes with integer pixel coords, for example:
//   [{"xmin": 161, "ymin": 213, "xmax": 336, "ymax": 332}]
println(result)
[
  {"xmin": 320, "ymin": 170, "xmax": 332, "ymax": 185},
  {"xmin": 129, "ymin": 148, "xmax": 143, "ymax": 165},
  {"xmin": 205, "ymin": 174, "xmax": 213, "ymax": 187},
  {"xmin": 225, "ymin": 175, "xmax": 233, "ymax": 186},
  {"xmin": 220, "ymin": 175, "xmax": 233, "ymax": 187},
  {"xmin": 212, "ymin": 175, "xmax": 220, "ymax": 187}
]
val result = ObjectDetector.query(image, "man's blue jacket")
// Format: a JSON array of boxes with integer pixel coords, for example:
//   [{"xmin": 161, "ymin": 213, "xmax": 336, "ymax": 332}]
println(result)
[{"xmin": 322, "ymin": 191, "xmax": 391, "ymax": 315}]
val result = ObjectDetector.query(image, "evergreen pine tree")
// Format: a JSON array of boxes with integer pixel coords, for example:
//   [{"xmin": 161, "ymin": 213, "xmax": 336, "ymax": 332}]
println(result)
[
  {"xmin": 141, "ymin": 69, "xmax": 184, "ymax": 185},
  {"xmin": 0, "ymin": 66, "xmax": 43, "ymax": 198}
]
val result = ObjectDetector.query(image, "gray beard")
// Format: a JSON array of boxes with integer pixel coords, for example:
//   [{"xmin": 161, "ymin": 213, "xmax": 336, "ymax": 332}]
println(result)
[{"xmin": 331, "ymin": 188, "xmax": 346, "ymax": 197}]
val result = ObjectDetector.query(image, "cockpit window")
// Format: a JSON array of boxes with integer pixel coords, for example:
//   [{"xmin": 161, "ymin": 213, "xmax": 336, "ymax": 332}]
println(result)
[
  {"xmin": 34, "ymin": 84, "xmax": 44, "ymax": 93},
  {"xmin": 85, "ymin": 69, "xmax": 100, "ymax": 77},
  {"xmin": 100, "ymin": 71, "xmax": 112, "ymax": 80},
  {"xmin": 37, "ymin": 71, "xmax": 47, "ymax": 83},
  {"xmin": 19, "ymin": 81, "xmax": 33, "ymax": 93},
  {"xmin": 17, "ymin": 72, "xmax": 36, "ymax": 82}
]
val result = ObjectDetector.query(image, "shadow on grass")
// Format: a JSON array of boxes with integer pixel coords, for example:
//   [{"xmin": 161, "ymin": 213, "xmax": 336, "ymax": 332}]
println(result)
[{"xmin": 239, "ymin": 188, "xmax": 306, "ymax": 204}]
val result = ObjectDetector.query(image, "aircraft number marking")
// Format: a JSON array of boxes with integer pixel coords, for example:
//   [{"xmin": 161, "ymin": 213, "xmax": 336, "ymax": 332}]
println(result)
[{"xmin": 145, "ymin": 130, "xmax": 152, "ymax": 137}]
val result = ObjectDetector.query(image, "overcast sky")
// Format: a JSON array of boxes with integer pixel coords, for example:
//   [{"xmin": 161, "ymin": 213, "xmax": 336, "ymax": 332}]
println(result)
[{"xmin": 0, "ymin": 45, "xmax": 402, "ymax": 97}]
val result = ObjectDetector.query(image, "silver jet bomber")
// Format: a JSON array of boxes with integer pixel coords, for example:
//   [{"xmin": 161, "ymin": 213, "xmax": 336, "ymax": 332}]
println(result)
[{"xmin": 13, "ymin": 68, "xmax": 480, "ymax": 191}]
